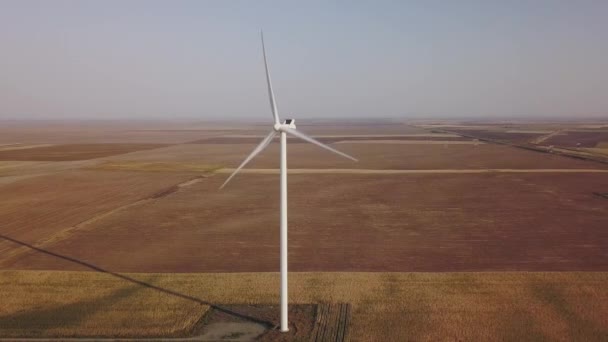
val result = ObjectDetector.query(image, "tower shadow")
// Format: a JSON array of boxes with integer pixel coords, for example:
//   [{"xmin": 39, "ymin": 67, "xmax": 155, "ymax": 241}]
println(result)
[{"xmin": 0, "ymin": 234, "xmax": 274, "ymax": 329}]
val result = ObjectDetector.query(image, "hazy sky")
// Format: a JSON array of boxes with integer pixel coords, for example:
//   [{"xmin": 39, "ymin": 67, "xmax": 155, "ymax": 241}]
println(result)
[{"xmin": 1, "ymin": 0, "xmax": 607, "ymax": 120}]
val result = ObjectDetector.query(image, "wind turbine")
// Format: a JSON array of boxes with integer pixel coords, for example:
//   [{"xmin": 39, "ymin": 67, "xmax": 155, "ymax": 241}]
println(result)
[{"xmin": 220, "ymin": 32, "xmax": 357, "ymax": 332}]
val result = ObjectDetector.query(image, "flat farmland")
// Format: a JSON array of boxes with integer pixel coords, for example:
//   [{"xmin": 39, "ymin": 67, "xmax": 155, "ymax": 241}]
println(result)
[
  {"xmin": 1, "ymin": 271, "xmax": 608, "ymax": 340},
  {"xmin": 106, "ymin": 141, "xmax": 608, "ymax": 170},
  {"xmin": 282, "ymin": 123, "xmax": 427, "ymax": 135},
  {"xmin": 6, "ymin": 172, "xmax": 608, "ymax": 273},
  {"xmin": 542, "ymin": 131, "xmax": 608, "ymax": 147},
  {"xmin": 190, "ymin": 134, "xmax": 469, "ymax": 144},
  {"xmin": 433, "ymin": 124, "xmax": 608, "ymax": 150},
  {"xmin": 0, "ymin": 170, "xmax": 196, "ymax": 263},
  {"xmin": 0, "ymin": 143, "xmax": 167, "ymax": 161},
  {"xmin": 0, "ymin": 121, "xmax": 266, "ymax": 144},
  {"xmin": 3, "ymin": 120, "xmax": 608, "ymax": 340},
  {"xmin": 0, "ymin": 121, "xmax": 416, "ymax": 144},
  {"xmin": 448, "ymin": 129, "xmax": 547, "ymax": 144}
]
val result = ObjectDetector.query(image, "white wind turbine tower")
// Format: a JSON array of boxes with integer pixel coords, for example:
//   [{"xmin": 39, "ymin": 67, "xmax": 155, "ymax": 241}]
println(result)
[{"xmin": 220, "ymin": 32, "xmax": 357, "ymax": 332}]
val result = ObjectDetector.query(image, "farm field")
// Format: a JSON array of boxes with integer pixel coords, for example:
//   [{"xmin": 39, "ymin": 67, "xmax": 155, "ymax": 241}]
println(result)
[
  {"xmin": 542, "ymin": 131, "xmax": 608, "ymax": 148},
  {"xmin": 1, "ymin": 120, "xmax": 608, "ymax": 340},
  {"xmin": 105, "ymin": 141, "xmax": 608, "ymax": 170},
  {"xmin": 0, "ymin": 143, "xmax": 168, "ymax": 161},
  {"xmin": 3, "ymin": 172, "xmax": 608, "ymax": 273},
  {"xmin": 0, "ymin": 121, "xmax": 420, "ymax": 144},
  {"xmin": 421, "ymin": 121, "xmax": 608, "ymax": 163},
  {"xmin": 1, "ymin": 271, "xmax": 607, "ymax": 340},
  {"xmin": 0, "ymin": 170, "xmax": 196, "ymax": 261},
  {"xmin": 0, "ymin": 121, "xmax": 266, "ymax": 144}
]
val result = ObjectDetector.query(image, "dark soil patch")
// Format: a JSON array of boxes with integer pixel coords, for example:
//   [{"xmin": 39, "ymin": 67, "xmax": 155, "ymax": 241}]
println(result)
[
  {"xmin": 150, "ymin": 185, "xmax": 179, "ymax": 199},
  {"xmin": 188, "ymin": 136, "xmax": 469, "ymax": 144},
  {"xmin": 543, "ymin": 131, "xmax": 608, "ymax": 147},
  {"xmin": 593, "ymin": 192, "xmax": 608, "ymax": 199},
  {"xmin": 0, "ymin": 144, "xmax": 167, "ymax": 161},
  {"xmin": 310, "ymin": 303, "xmax": 351, "ymax": 342},
  {"xmin": 449, "ymin": 130, "xmax": 544, "ymax": 144},
  {"xmin": 192, "ymin": 304, "xmax": 351, "ymax": 341}
]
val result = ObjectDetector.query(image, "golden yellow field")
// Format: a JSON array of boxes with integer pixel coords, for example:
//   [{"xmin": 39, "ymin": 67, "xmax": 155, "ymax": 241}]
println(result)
[
  {"xmin": 1, "ymin": 270, "xmax": 607, "ymax": 340},
  {"xmin": 0, "ymin": 271, "xmax": 207, "ymax": 338}
]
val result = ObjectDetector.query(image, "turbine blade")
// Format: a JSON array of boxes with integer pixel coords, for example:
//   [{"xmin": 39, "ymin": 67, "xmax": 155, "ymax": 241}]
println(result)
[
  {"xmin": 220, "ymin": 130, "xmax": 276, "ymax": 189},
  {"xmin": 281, "ymin": 127, "xmax": 358, "ymax": 162},
  {"xmin": 261, "ymin": 31, "xmax": 280, "ymax": 125}
]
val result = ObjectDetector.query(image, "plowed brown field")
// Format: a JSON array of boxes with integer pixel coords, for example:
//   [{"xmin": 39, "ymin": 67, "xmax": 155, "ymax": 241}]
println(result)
[
  {"xmin": 543, "ymin": 131, "xmax": 608, "ymax": 147},
  {"xmin": 107, "ymin": 142, "xmax": 608, "ymax": 170},
  {"xmin": 4, "ymin": 172, "xmax": 607, "ymax": 273},
  {"xmin": 0, "ymin": 170, "xmax": 196, "ymax": 263},
  {"xmin": 0, "ymin": 144, "xmax": 167, "ymax": 161}
]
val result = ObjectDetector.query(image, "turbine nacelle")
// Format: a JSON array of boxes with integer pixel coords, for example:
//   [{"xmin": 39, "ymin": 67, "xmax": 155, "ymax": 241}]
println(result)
[{"xmin": 274, "ymin": 119, "xmax": 296, "ymax": 132}]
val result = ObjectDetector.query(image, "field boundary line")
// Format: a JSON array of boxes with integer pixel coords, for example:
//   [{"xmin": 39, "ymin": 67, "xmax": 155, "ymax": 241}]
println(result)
[
  {"xmin": 216, "ymin": 168, "xmax": 608, "ymax": 174},
  {"xmin": 0, "ymin": 176, "xmax": 207, "ymax": 266}
]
